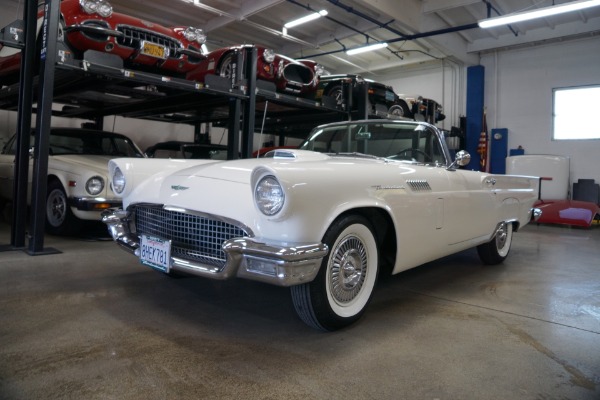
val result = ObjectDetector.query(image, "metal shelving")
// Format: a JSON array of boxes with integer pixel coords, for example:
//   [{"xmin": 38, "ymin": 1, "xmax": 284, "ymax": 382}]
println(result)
[{"xmin": 0, "ymin": 2, "xmax": 353, "ymax": 255}]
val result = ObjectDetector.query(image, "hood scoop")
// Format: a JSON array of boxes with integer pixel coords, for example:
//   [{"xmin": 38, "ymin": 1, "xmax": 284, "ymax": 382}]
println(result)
[
  {"xmin": 265, "ymin": 149, "xmax": 330, "ymax": 161},
  {"xmin": 269, "ymin": 149, "xmax": 297, "ymax": 159}
]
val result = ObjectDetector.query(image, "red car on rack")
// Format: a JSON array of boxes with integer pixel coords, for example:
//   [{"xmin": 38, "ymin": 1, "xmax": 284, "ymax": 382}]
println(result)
[
  {"xmin": 0, "ymin": 0, "xmax": 207, "ymax": 86},
  {"xmin": 186, "ymin": 45, "xmax": 324, "ymax": 97}
]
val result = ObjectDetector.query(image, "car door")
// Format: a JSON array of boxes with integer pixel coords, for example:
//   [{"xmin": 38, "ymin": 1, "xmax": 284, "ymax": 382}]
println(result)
[
  {"xmin": 442, "ymin": 168, "xmax": 497, "ymax": 247},
  {"xmin": 0, "ymin": 135, "xmax": 17, "ymax": 199}
]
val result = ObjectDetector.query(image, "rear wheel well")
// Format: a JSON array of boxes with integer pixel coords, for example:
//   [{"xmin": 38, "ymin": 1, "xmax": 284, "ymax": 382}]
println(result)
[
  {"xmin": 47, "ymin": 175, "xmax": 62, "ymax": 187},
  {"xmin": 334, "ymin": 207, "xmax": 396, "ymax": 277}
]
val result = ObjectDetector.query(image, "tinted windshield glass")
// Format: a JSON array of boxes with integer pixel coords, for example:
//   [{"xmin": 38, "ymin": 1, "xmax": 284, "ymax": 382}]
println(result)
[
  {"xmin": 299, "ymin": 122, "xmax": 447, "ymax": 165},
  {"xmin": 44, "ymin": 131, "xmax": 143, "ymax": 157}
]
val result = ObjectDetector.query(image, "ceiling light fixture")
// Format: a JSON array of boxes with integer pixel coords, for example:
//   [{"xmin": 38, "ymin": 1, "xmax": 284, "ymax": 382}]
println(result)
[
  {"xmin": 284, "ymin": 10, "xmax": 328, "ymax": 29},
  {"xmin": 478, "ymin": 0, "xmax": 600, "ymax": 28},
  {"xmin": 346, "ymin": 42, "xmax": 388, "ymax": 56}
]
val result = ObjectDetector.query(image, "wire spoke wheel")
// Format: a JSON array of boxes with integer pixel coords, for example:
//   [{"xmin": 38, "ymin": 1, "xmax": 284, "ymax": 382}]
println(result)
[
  {"xmin": 329, "ymin": 236, "xmax": 368, "ymax": 306},
  {"xmin": 291, "ymin": 215, "xmax": 379, "ymax": 331}
]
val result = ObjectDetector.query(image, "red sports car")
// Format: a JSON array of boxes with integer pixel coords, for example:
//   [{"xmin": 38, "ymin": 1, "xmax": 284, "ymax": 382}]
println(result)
[
  {"xmin": 0, "ymin": 0, "xmax": 206, "ymax": 86},
  {"xmin": 186, "ymin": 45, "xmax": 323, "ymax": 97}
]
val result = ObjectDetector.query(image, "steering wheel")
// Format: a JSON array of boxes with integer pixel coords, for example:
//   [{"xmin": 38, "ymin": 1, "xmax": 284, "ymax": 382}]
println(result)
[{"xmin": 388, "ymin": 148, "xmax": 432, "ymax": 162}]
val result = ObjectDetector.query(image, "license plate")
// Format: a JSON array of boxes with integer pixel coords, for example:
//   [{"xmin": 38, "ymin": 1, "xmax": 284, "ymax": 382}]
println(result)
[
  {"xmin": 140, "ymin": 40, "xmax": 168, "ymax": 59},
  {"xmin": 140, "ymin": 234, "xmax": 171, "ymax": 273}
]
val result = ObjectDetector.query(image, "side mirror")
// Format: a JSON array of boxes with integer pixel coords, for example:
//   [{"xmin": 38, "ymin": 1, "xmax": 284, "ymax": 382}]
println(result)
[{"xmin": 447, "ymin": 150, "xmax": 471, "ymax": 170}]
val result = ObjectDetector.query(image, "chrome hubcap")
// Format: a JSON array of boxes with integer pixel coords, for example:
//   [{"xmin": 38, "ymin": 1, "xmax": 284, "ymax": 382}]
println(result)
[
  {"xmin": 330, "ymin": 236, "xmax": 368, "ymax": 304},
  {"xmin": 496, "ymin": 223, "xmax": 508, "ymax": 249}
]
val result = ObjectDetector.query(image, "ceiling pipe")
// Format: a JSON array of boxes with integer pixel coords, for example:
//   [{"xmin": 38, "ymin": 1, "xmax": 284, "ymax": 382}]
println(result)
[
  {"xmin": 291, "ymin": 0, "xmax": 479, "ymax": 59},
  {"xmin": 190, "ymin": 0, "xmax": 316, "ymax": 47},
  {"xmin": 482, "ymin": 0, "xmax": 519, "ymax": 36},
  {"xmin": 303, "ymin": 23, "xmax": 480, "ymax": 58},
  {"xmin": 325, "ymin": 0, "xmax": 410, "ymax": 38},
  {"xmin": 285, "ymin": 0, "xmax": 382, "ymax": 44}
]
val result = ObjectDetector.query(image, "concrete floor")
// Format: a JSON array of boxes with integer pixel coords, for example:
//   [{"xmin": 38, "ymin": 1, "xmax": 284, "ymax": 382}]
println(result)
[{"xmin": 0, "ymin": 220, "xmax": 599, "ymax": 400}]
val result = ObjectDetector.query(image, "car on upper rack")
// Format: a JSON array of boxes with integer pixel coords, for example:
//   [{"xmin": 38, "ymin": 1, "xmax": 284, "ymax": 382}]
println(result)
[
  {"xmin": 315, "ymin": 74, "xmax": 412, "ymax": 118},
  {"xmin": 145, "ymin": 141, "xmax": 229, "ymax": 160},
  {"xmin": 401, "ymin": 95, "xmax": 446, "ymax": 123},
  {"xmin": 185, "ymin": 45, "xmax": 324, "ymax": 97},
  {"xmin": 102, "ymin": 119, "xmax": 541, "ymax": 331},
  {"xmin": 0, "ymin": 127, "xmax": 144, "ymax": 235},
  {"xmin": 0, "ymin": 0, "xmax": 207, "ymax": 87}
]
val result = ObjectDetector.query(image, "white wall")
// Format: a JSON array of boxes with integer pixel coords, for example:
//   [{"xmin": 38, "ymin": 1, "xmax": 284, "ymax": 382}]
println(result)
[
  {"xmin": 369, "ymin": 59, "xmax": 466, "ymax": 132},
  {"xmin": 480, "ymin": 35, "xmax": 600, "ymax": 186}
]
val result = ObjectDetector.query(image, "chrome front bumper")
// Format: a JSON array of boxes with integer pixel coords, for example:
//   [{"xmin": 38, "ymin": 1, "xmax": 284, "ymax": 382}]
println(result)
[
  {"xmin": 69, "ymin": 197, "xmax": 121, "ymax": 211},
  {"xmin": 102, "ymin": 209, "xmax": 328, "ymax": 287}
]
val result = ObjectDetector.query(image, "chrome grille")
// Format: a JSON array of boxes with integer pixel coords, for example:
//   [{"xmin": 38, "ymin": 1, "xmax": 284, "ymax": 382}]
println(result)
[
  {"xmin": 116, "ymin": 25, "xmax": 182, "ymax": 58},
  {"xmin": 133, "ymin": 205, "xmax": 249, "ymax": 269}
]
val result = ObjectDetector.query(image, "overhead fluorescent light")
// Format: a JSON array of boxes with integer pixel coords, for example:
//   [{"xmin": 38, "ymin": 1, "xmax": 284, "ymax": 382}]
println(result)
[
  {"xmin": 479, "ymin": 0, "xmax": 600, "ymax": 28},
  {"xmin": 346, "ymin": 42, "xmax": 388, "ymax": 56},
  {"xmin": 284, "ymin": 10, "xmax": 328, "ymax": 29}
]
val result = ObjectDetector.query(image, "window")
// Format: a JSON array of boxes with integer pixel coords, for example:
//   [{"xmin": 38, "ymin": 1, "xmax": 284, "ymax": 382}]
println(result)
[{"xmin": 553, "ymin": 85, "xmax": 600, "ymax": 140}]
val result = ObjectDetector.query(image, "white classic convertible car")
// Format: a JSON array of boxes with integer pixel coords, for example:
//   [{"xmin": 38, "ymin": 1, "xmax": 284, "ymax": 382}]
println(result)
[
  {"xmin": 103, "ymin": 119, "xmax": 541, "ymax": 331},
  {"xmin": 0, "ymin": 128, "xmax": 144, "ymax": 235}
]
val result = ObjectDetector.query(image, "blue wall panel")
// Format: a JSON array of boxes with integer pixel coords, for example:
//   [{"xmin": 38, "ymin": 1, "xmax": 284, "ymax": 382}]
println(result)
[
  {"xmin": 490, "ymin": 128, "xmax": 508, "ymax": 174},
  {"xmin": 466, "ymin": 65, "xmax": 485, "ymax": 171}
]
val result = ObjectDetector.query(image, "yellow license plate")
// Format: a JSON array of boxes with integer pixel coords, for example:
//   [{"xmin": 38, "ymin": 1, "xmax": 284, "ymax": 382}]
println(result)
[{"xmin": 140, "ymin": 41, "xmax": 168, "ymax": 59}]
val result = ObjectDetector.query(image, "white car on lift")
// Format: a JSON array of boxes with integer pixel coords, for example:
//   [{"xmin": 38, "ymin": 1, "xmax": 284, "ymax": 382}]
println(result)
[
  {"xmin": 102, "ymin": 119, "xmax": 541, "ymax": 331},
  {"xmin": 0, "ymin": 127, "xmax": 144, "ymax": 235}
]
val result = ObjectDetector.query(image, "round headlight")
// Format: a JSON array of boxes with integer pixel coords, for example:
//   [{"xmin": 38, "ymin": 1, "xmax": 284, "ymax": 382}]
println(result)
[
  {"xmin": 80, "ymin": 0, "xmax": 113, "ymax": 17},
  {"xmin": 97, "ymin": 2, "xmax": 113, "ymax": 18},
  {"xmin": 263, "ymin": 48, "xmax": 276, "ymax": 63},
  {"xmin": 86, "ymin": 176, "xmax": 105, "ymax": 196},
  {"xmin": 255, "ymin": 175, "xmax": 284, "ymax": 216},
  {"xmin": 184, "ymin": 27, "xmax": 197, "ymax": 42},
  {"xmin": 184, "ymin": 27, "xmax": 206, "ymax": 44},
  {"xmin": 112, "ymin": 166, "xmax": 125, "ymax": 195},
  {"xmin": 195, "ymin": 29, "xmax": 207, "ymax": 44},
  {"xmin": 315, "ymin": 63, "xmax": 325, "ymax": 76}
]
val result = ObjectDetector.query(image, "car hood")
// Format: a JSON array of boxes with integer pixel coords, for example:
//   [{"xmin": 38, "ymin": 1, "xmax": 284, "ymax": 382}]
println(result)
[
  {"xmin": 51, "ymin": 155, "xmax": 112, "ymax": 174},
  {"xmin": 122, "ymin": 151, "xmax": 331, "ymax": 212},
  {"xmin": 170, "ymin": 150, "xmax": 331, "ymax": 182}
]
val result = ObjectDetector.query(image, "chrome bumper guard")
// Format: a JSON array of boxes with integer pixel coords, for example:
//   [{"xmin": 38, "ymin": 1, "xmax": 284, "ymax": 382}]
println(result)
[
  {"xmin": 102, "ymin": 209, "xmax": 328, "ymax": 287},
  {"xmin": 65, "ymin": 24, "xmax": 123, "ymax": 39},
  {"xmin": 531, "ymin": 207, "xmax": 543, "ymax": 222}
]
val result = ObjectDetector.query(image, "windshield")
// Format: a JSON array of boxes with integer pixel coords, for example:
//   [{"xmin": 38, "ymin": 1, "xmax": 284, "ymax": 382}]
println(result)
[
  {"xmin": 299, "ymin": 121, "xmax": 448, "ymax": 165},
  {"xmin": 49, "ymin": 132, "xmax": 143, "ymax": 157},
  {"xmin": 4, "ymin": 130, "xmax": 145, "ymax": 157}
]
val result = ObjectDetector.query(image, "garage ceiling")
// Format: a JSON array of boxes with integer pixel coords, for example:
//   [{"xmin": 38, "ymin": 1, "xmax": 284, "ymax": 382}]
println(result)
[
  {"xmin": 103, "ymin": 0, "xmax": 600, "ymax": 76},
  {"xmin": 5, "ymin": 0, "xmax": 600, "ymax": 76}
]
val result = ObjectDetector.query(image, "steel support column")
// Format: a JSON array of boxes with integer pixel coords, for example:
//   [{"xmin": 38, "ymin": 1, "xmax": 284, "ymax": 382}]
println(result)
[{"xmin": 27, "ymin": 0, "xmax": 61, "ymax": 255}]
